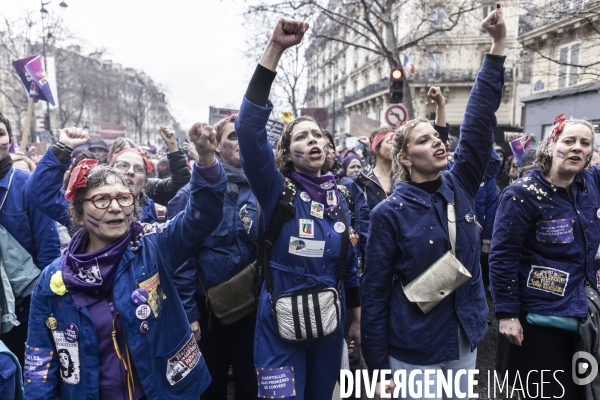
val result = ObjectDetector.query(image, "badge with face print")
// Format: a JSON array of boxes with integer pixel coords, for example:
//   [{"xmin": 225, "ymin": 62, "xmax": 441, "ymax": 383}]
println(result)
[
  {"xmin": 46, "ymin": 317, "xmax": 57, "ymax": 331},
  {"xmin": 239, "ymin": 203, "xmax": 253, "ymax": 234},
  {"xmin": 300, "ymin": 192, "xmax": 311, "ymax": 202},
  {"xmin": 52, "ymin": 331, "xmax": 80, "ymax": 385},
  {"xmin": 334, "ymin": 222, "xmax": 346, "ymax": 233}
]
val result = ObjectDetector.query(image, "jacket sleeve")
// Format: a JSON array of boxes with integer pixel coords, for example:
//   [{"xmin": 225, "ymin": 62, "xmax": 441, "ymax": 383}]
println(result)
[
  {"xmin": 155, "ymin": 163, "xmax": 228, "ymax": 275},
  {"xmin": 173, "ymin": 258, "xmax": 201, "ymax": 323},
  {"xmin": 450, "ymin": 58, "xmax": 504, "ymax": 199},
  {"xmin": 27, "ymin": 203, "xmax": 61, "ymax": 269},
  {"xmin": 489, "ymin": 187, "xmax": 531, "ymax": 315},
  {"xmin": 25, "ymin": 148, "xmax": 71, "ymax": 228},
  {"xmin": 235, "ymin": 98, "xmax": 284, "ymax": 227},
  {"xmin": 481, "ymin": 178, "xmax": 499, "ymax": 240},
  {"xmin": 361, "ymin": 212, "xmax": 397, "ymax": 371},
  {"xmin": 145, "ymin": 150, "xmax": 191, "ymax": 206},
  {"xmin": 166, "ymin": 184, "xmax": 190, "ymax": 220},
  {"xmin": 24, "ymin": 273, "xmax": 60, "ymax": 399}
]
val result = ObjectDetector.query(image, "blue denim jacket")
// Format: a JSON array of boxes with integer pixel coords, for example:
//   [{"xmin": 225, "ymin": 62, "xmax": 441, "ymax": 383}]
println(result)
[
  {"xmin": 361, "ymin": 58, "xmax": 504, "ymax": 369},
  {"xmin": 167, "ymin": 178, "xmax": 258, "ymax": 323},
  {"xmin": 24, "ymin": 164, "xmax": 228, "ymax": 400},
  {"xmin": 490, "ymin": 166, "xmax": 600, "ymax": 318}
]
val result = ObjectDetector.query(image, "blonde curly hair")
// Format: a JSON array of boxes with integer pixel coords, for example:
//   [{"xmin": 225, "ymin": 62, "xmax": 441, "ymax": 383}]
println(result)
[{"xmin": 390, "ymin": 116, "xmax": 431, "ymax": 182}]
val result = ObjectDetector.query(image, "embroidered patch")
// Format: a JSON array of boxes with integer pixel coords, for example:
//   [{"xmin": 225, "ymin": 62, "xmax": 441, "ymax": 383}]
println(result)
[
  {"xmin": 299, "ymin": 219, "xmax": 314, "ymax": 239},
  {"xmin": 52, "ymin": 331, "xmax": 80, "ymax": 384},
  {"xmin": 288, "ymin": 237, "xmax": 325, "ymax": 258},
  {"xmin": 139, "ymin": 272, "xmax": 166, "ymax": 318},
  {"xmin": 239, "ymin": 204, "xmax": 253, "ymax": 234},
  {"xmin": 596, "ymin": 269, "xmax": 600, "ymax": 292},
  {"xmin": 166, "ymin": 334, "xmax": 201, "ymax": 385},
  {"xmin": 527, "ymin": 265, "xmax": 569, "ymax": 297},
  {"xmin": 72, "ymin": 259, "xmax": 102, "ymax": 285},
  {"xmin": 320, "ymin": 181, "xmax": 335, "ymax": 190},
  {"xmin": 326, "ymin": 190, "xmax": 338, "ymax": 206},
  {"xmin": 24, "ymin": 347, "xmax": 53, "ymax": 383},
  {"xmin": 257, "ymin": 366, "xmax": 296, "ymax": 398},
  {"xmin": 310, "ymin": 201, "xmax": 324, "ymax": 219},
  {"xmin": 535, "ymin": 219, "xmax": 574, "ymax": 244}
]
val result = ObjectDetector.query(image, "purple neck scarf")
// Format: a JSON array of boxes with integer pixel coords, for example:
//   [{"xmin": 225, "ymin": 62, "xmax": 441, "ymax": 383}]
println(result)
[
  {"xmin": 291, "ymin": 171, "xmax": 340, "ymax": 219},
  {"xmin": 63, "ymin": 222, "xmax": 143, "ymax": 309}
]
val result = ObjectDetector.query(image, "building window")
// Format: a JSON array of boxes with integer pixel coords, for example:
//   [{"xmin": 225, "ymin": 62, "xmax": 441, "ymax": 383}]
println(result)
[
  {"xmin": 428, "ymin": 53, "xmax": 443, "ymax": 79},
  {"xmin": 353, "ymin": 79, "xmax": 358, "ymax": 93},
  {"xmin": 429, "ymin": 7, "xmax": 445, "ymax": 32},
  {"xmin": 542, "ymin": 124, "xmax": 553, "ymax": 141},
  {"xmin": 354, "ymin": 48, "xmax": 359, "ymax": 68},
  {"xmin": 378, "ymin": 67, "xmax": 382, "ymax": 80},
  {"xmin": 558, "ymin": 42, "xmax": 580, "ymax": 88}
]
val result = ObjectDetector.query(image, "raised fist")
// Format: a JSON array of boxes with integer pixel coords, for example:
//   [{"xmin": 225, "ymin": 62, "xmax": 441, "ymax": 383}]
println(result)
[
  {"xmin": 427, "ymin": 86, "xmax": 445, "ymax": 107},
  {"xmin": 58, "ymin": 127, "xmax": 90, "ymax": 149},
  {"xmin": 159, "ymin": 125, "xmax": 178, "ymax": 153},
  {"xmin": 482, "ymin": 4, "xmax": 506, "ymax": 43},
  {"xmin": 270, "ymin": 18, "xmax": 309, "ymax": 50},
  {"xmin": 188, "ymin": 122, "xmax": 217, "ymax": 166}
]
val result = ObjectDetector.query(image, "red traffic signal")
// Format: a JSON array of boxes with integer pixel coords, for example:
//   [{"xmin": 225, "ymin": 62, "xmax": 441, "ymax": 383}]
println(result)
[{"xmin": 389, "ymin": 67, "xmax": 404, "ymax": 104}]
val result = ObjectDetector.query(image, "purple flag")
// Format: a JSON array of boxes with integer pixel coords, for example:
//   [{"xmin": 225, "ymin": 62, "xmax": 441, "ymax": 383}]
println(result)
[
  {"xmin": 509, "ymin": 136, "xmax": 531, "ymax": 167},
  {"xmin": 12, "ymin": 55, "xmax": 55, "ymax": 105}
]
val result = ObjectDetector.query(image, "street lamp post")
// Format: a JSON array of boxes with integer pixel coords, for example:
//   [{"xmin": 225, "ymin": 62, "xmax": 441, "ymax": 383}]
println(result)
[{"xmin": 40, "ymin": 0, "xmax": 68, "ymax": 132}]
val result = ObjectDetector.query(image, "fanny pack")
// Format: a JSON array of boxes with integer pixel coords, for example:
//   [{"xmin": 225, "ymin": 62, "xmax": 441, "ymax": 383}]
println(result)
[
  {"xmin": 259, "ymin": 179, "xmax": 349, "ymax": 344},
  {"xmin": 198, "ymin": 261, "xmax": 257, "ymax": 326},
  {"xmin": 402, "ymin": 199, "xmax": 472, "ymax": 314},
  {"xmin": 526, "ymin": 313, "xmax": 580, "ymax": 332}
]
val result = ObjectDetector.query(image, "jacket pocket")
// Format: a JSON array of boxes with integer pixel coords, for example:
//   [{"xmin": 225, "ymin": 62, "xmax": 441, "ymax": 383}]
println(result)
[
  {"xmin": 469, "ymin": 274, "xmax": 488, "ymax": 325},
  {"xmin": 156, "ymin": 332, "xmax": 209, "ymax": 395},
  {"xmin": 389, "ymin": 287, "xmax": 434, "ymax": 352}
]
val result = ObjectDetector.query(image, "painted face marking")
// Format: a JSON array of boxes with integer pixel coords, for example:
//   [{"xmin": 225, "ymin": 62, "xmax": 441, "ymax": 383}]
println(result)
[
  {"xmin": 86, "ymin": 219, "xmax": 100, "ymax": 228},
  {"xmin": 87, "ymin": 214, "xmax": 101, "ymax": 221},
  {"xmin": 293, "ymin": 150, "xmax": 304, "ymax": 158},
  {"xmin": 0, "ymin": 142, "xmax": 9, "ymax": 147},
  {"xmin": 556, "ymin": 149, "xmax": 565, "ymax": 159}
]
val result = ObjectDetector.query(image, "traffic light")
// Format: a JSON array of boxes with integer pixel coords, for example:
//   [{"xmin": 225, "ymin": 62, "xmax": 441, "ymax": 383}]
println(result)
[
  {"xmin": 389, "ymin": 67, "xmax": 404, "ymax": 104},
  {"xmin": 35, "ymin": 116, "xmax": 46, "ymax": 131}
]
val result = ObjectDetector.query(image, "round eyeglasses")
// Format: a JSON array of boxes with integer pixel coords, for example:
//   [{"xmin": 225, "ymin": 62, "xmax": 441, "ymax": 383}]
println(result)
[
  {"xmin": 83, "ymin": 192, "xmax": 137, "ymax": 209},
  {"xmin": 113, "ymin": 160, "xmax": 146, "ymax": 175}
]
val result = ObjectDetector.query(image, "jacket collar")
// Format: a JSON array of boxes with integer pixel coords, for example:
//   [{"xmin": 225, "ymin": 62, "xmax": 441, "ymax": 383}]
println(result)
[
  {"xmin": 526, "ymin": 165, "xmax": 587, "ymax": 191},
  {"xmin": 393, "ymin": 172, "xmax": 455, "ymax": 206}
]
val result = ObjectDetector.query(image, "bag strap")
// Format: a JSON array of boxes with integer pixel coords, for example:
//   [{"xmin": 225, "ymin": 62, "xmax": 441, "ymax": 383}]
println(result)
[
  {"xmin": 337, "ymin": 184, "xmax": 355, "ymax": 226},
  {"xmin": 447, "ymin": 201, "xmax": 456, "ymax": 256},
  {"xmin": 260, "ymin": 178, "xmax": 297, "ymax": 294},
  {"xmin": 337, "ymin": 201, "xmax": 350, "ymax": 283}
]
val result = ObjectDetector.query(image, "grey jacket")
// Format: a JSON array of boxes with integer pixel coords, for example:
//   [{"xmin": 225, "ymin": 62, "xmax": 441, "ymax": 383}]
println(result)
[{"xmin": 0, "ymin": 225, "xmax": 40, "ymax": 333}]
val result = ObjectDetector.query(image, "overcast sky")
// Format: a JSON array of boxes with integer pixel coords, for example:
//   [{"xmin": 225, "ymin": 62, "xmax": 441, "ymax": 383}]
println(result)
[{"xmin": 1, "ymin": 0, "xmax": 254, "ymax": 130}]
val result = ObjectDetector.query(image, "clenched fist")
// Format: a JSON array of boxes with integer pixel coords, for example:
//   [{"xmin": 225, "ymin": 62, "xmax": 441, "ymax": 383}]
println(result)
[
  {"xmin": 59, "ymin": 127, "xmax": 90, "ymax": 149},
  {"xmin": 188, "ymin": 122, "xmax": 217, "ymax": 166}
]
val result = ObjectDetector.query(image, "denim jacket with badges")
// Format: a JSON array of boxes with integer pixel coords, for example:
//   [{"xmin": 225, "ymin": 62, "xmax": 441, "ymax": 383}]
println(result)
[
  {"xmin": 26, "ymin": 148, "xmax": 163, "ymax": 228},
  {"xmin": 361, "ymin": 58, "xmax": 504, "ymax": 369},
  {"xmin": 235, "ymin": 98, "xmax": 360, "ymax": 301},
  {"xmin": 490, "ymin": 166, "xmax": 600, "ymax": 318},
  {"xmin": 0, "ymin": 166, "xmax": 60, "ymax": 270},
  {"xmin": 24, "ymin": 164, "xmax": 228, "ymax": 400},
  {"xmin": 167, "ymin": 176, "xmax": 258, "ymax": 323}
]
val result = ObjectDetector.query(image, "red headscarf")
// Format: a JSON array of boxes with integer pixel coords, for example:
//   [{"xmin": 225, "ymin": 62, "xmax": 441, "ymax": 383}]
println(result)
[
  {"xmin": 371, "ymin": 129, "xmax": 394, "ymax": 153},
  {"xmin": 111, "ymin": 148, "xmax": 153, "ymax": 173},
  {"xmin": 64, "ymin": 159, "xmax": 99, "ymax": 202},
  {"xmin": 549, "ymin": 114, "xmax": 566, "ymax": 143}
]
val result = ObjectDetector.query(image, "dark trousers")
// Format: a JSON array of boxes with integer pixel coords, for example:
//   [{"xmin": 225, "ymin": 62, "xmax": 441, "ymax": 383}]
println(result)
[
  {"xmin": 1, "ymin": 321, "xmax": 28, "ymax": 368},
  {"xmin": 480, "ymin": 251, "xmax": 490, "ymax": 288},
  {"xmin": 196, "ymin": 294, "xmax": 258, "ymax": 400},
  {"xmin": 496, "ymin": 313, "xmax": 584, "ymax": 399}
]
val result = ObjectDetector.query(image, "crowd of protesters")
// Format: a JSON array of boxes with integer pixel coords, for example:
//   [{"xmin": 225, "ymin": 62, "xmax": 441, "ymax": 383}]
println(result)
[{"xmin": 1, "ymin": 4, "xmax": 600, "ymax": 400}]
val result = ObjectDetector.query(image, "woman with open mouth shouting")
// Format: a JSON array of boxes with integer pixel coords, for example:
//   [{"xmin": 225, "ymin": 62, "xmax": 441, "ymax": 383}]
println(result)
[
  {"xmin": 234, "ymin": 17, "xmax": 361, "ymax": 400},
  {"xmin": 24, "ymin": 123, "xmax": 227, "ymax": 399},
  {"xmin": 361, "ymin": 5, "xmax": 507, "ymax": 399}
]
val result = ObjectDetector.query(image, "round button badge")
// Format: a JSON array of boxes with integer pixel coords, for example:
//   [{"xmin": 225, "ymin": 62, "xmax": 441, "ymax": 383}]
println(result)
[
  {"xmin": 300, "ymin": 192, "xmax": 311, "ymax": 202},
  {"xmin": 46, "ymin": 317, "xmax": 57, "ymax": 331},
  {"xmin": 334, "ymin": 222, "xmax": 346, "ymax": 233},
  {"xmin": 131, "ymin": 288, "xmax": 149, "ymax": 306},
  {"xmin": 140, "ymin": 321, "xmax": 150, "ymax": 334},
  {"xmin": 135, "ymin": 304, "xmax": 151, "ymax": 320},
  {"xmin": 64, "ymin": 323, "xmax": 80, "ymax": 343}
]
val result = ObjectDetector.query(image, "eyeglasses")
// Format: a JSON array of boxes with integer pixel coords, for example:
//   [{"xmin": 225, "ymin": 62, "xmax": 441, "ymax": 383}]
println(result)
[
  {"xmin": 113, "ymin": 160, "xmax": 146, "ymax": 175},
  {"xmin": 226, "ymin": 131, "xmax": 238, "ymax": 141},
  {"xmin": 83, "ymin": 192, "xmax": 137, "ymax": 209}
]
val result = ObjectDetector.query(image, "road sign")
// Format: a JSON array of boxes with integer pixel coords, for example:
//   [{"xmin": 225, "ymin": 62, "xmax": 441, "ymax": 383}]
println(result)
[{"xmin": 385, "ymin": 104, "xmax": 408, "ymax": 126}]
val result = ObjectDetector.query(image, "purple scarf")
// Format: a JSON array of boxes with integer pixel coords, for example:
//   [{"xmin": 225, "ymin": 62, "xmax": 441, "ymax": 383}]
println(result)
[
  {"xmin": 63, "ymin": 222, "xmax": 143, "ymax": 309},
  {"xmin": 291, "ymin": 171, "xmax": 340, "ymax": 219}
]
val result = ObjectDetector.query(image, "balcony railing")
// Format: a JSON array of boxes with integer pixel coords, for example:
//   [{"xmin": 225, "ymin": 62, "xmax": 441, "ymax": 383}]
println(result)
[
  {"xmin": 518, "ymin": 0, "xmax": 595, "ymax": 36},
  {"xmin": 411, "ymin": 68, "xmax": 513, "ymax": 84},
  {"xmin": 343, "ymin": 78, "xmax": 389, "ymax": 104}
]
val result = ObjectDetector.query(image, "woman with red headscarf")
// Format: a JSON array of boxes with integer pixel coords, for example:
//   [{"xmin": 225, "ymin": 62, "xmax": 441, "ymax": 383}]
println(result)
[{"xmin": 490, "ymin": 114, "xmax": 600, "ymax": 398}]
